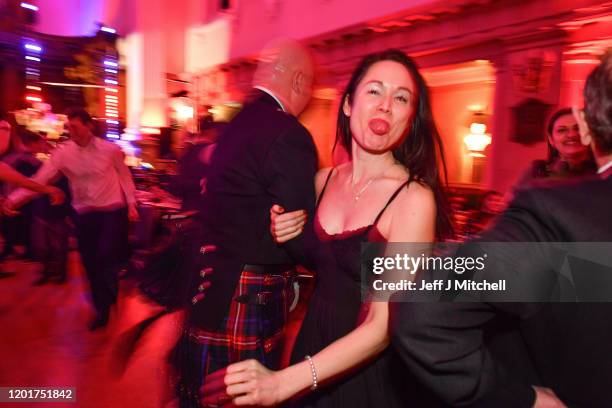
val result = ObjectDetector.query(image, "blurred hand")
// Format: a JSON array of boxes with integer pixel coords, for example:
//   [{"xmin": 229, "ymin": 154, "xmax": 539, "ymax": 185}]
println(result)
[
  {"xmin": 201, "ymin": 360, "xmax": 283, "ymax": 407},
  {"xmin": 1, "ymin": 199, "xmax": 20, "ymax": 217},
  {"xmin": 128, "ymin": 204, "xmax": 140, "ymax": 222},
  {"xmin": 200, "ymin": 367, "xmax": 233, "ymax": 408},
  {"xmin": 533, "ymin": 386, "xmax": 567, "ymax": 408},
  {"xmin": 45, "ymin": 186, "xmax": 65, "ymax": 205},
  {"xmin": 270, "ymin": 204, "xmax": 306, "ymax": 243}
]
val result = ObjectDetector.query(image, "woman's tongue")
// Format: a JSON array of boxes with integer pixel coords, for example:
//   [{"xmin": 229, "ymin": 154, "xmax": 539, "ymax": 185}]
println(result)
[{"xmin": 368, "ymin": 119, "xmax": 390, "ymax": 135}]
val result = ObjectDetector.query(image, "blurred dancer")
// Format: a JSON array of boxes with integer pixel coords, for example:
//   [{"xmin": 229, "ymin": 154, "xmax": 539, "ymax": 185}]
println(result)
[
  {"xmin": 392, "ymin": 53, "xmax": 612, "ymax": 408},
  {"xmin": 5, "ymin": 108, "xmax": 138, "ymax": 330},
  {"xmin": 171, "ymin": 39, "xmax": 317, "ymax": 407}
]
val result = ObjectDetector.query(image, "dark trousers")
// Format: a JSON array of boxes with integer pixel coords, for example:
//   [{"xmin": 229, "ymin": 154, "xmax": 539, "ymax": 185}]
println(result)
[
  {"xmin": 31, "ymin": 215, "xmax": 69, "ymax": 281},
  {"xmin": 1, "ymin": 205, "xmax": 34, "ymax": 258},
  {"xmin": 76, "ymin": 207, "xmax": 129, "ymax": 319}
]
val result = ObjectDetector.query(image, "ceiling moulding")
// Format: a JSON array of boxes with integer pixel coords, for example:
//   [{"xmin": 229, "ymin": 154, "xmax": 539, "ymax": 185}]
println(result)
[
  {"xmin": 194, "ymin": 0, "xmax": 609, "ymax": 93},
  {"xmin": 422, "ymin": 60, "xmax": 495, "ymax": 87},
  {"xmin": 306, "ymin": 0, "xmax": 500, "ymax": 50},
  {"xmin": 312, "ymin": 7, "xmax": 577, "ymax": 72}
]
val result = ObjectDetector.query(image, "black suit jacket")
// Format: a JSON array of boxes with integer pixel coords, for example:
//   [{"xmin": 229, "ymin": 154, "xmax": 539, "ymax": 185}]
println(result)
[
  {"xmin": 391, "ymin": 171, "xmax": 612, "ymax": 407},
  {"xmin": 189, "ymin": 90, "xmax": 318, "ymax": 330}
]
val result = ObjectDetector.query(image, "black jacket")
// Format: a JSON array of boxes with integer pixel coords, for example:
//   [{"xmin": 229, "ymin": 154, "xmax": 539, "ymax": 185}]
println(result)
[
  {"xmin": 189, "ymin": 90, "xmax": 318, "ymax": 330},
  {"xmin": 391, "ymin": 170, "xmax": 612, "ymax": 407}
]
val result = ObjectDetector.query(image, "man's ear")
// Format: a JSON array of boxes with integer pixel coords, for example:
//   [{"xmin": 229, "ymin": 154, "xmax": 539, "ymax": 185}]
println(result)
[
  {"xmin": 342, "ymin": 96, "xmax": 351, "ymax": 117},
  {"xmin": 292, "ymin": 71, "xmax": 305, "ymax": 94},
  {"xmin": 572, "ymin": 106, "xmax": 592, "ymax": 146}
]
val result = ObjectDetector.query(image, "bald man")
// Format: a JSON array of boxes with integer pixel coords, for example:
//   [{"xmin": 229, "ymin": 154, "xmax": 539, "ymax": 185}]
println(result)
[{"xmin": 172, "ymin": 39, "xmax": 318, "ymax": 406}]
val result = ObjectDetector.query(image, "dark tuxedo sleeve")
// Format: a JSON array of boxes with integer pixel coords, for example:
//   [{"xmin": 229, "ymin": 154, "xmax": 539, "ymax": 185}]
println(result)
[
  {"xmin": 263, "ymin": 124, "xmax": 318, "ymax": 267},
  {"xmin": 391, "ymin": 188, "xmax": 560, "ymax": 407}
]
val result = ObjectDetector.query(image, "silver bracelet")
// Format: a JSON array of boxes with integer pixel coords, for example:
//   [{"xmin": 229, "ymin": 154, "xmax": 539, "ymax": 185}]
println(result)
[{"xmin": 304, "ymin": 355, "xmax": 318, "ymax": 391}]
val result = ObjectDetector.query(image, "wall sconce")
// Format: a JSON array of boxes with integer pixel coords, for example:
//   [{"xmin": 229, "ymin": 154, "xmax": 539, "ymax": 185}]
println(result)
[
  {"xmin": 463, "ymin": 112, "xmax": 491, "ymax": 157},
  {"xmin": 169, "ymin": 96, "xmax": 196, "ymax": 131}
]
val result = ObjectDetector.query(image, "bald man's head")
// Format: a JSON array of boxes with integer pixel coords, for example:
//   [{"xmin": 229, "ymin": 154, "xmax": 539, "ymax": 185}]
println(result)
[{"xmin": 253, "ymin": 39, "xmax": 314, "ymax": 116}]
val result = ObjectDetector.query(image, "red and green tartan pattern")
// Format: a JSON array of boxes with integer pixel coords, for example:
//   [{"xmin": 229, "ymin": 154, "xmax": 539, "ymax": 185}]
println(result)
[{"xmin": 172, "ymin": 268, "xmax": 294, "ymax": 408}]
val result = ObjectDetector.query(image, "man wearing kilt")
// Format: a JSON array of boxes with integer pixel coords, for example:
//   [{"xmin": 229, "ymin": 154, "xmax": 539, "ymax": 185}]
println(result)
[{"xmin": 172, "ymin": 39, "xmax": 317, "ymax": 408}]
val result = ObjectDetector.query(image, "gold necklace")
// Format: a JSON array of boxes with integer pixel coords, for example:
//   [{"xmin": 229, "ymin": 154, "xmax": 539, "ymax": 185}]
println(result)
[
  {"xmin": 352, "ymin": 178, "xmax": 374, "ymax": 201},
  {"xmin": 351, "ymin": 161, "xmax": 398, "ymax": 202}
]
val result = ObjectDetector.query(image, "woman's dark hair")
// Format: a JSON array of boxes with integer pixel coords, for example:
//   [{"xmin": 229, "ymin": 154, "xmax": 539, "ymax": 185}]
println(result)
[
  {"xmin": 334, "ymin": 49, "xmax": 453, "ymax": 239},
  {"xmin": 584, "ymin": 51, "xmax": 612, "ymax": 154}
]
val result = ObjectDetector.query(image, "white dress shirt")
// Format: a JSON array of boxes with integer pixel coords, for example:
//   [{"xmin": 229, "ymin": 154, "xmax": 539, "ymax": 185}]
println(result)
[
  {"xmin": 253, "ymin": 86, "xmax": 287, "ymax": 112},
  {"xmin": 10, "ymin": 137, "xmax": 136, "ymax": 214}
]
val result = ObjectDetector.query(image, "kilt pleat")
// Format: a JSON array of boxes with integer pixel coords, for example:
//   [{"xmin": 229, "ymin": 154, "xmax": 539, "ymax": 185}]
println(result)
[{"xmin": 171, "ymin": 268, "xmax": 294, "ymax": 407}]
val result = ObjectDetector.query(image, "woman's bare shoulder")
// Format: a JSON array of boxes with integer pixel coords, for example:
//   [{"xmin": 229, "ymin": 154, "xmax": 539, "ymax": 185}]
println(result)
[
  {"xmin": 385, "ymin": 180, "xmax": 436, "ymax": 242},
  {"xmin": 315, "ymin": 166, "xmax": 337, "ymax": 195}
]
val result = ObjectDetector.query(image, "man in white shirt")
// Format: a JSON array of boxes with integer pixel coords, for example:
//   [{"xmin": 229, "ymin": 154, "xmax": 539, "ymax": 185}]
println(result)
[{"xmin": 6, "ymin": 108, "xmax": 138, "ymax": 330}]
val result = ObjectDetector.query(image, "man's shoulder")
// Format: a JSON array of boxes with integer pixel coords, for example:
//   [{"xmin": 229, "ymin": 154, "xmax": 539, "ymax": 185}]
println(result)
[
  {"xmin": 240, "ymin": 100, "xmax": 302, "ymax": 130},
  {"xmin": 91, "ymin": 137, "xmax": 122, "ymax": 155},
  {"xmin": 93, "ymin": 136, "xmax": 119, "ymax": 148},
  {"xmin": 224, "ymin": 103, "xmax": 311, "ymax": 150},
  {"xmin": 51, "ymin": 140, "xmax": 77, "ymax": 157},
  {"xmin": 520, "ymin": 174, "xmax": 610, "ymax": 203},
  {"xmin": 511, "ymin": 175, "xmax": 612, "ymax": 237}
]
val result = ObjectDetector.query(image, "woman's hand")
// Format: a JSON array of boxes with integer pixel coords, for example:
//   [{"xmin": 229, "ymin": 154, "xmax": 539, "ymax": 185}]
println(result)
[
  {"xmin": 201, "ymin": 360, "xmax": 284, "ymax": 407},
  {"xmin": 270, "ymin": 204, "xmax": 306, "ymax": 243}
]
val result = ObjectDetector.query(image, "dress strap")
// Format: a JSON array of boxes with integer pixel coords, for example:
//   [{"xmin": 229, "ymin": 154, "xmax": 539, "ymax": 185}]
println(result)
[
  {"xmin": 366, "ymin": 176, "xmax": 413, "ymax": 234},
  {"xmin": 315, "ymin": 167, "xmax": 335, "ymax": 210}
]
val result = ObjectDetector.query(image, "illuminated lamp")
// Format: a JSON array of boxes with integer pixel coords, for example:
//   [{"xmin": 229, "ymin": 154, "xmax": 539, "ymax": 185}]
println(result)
[
  {"xmin": 25, "ymin": 95, "xmax": 42, "ymax": 102},
  {"xmin": 463, "ymin": 112, "xmax": 491, "ymax": 157},
  {"xmin": 140, "ymin": 127, "xmax": 161, "ymax": 135}
]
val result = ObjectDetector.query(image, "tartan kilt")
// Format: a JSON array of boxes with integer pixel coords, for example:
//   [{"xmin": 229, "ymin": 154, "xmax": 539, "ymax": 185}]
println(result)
[{"xmin": 171, "ymin": 266, "xmax": 295, "ymax": 408}]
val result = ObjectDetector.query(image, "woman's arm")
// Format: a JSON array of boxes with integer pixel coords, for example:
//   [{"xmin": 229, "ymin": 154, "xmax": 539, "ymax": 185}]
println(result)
[
  {"xmin": 0, "ymin": 162, "xmax": 63, "ymax": 205},
  {"xmin": 204, "ymin": 180, "xmax": 437, "ymax": 406},
  {"xmin": 0, "ymin": 162, "xmax": 47, "ymax": 193}
]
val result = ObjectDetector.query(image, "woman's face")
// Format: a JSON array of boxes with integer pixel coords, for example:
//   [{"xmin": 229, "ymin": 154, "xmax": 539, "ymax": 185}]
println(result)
[
  {"xmin": 549, "ymin": 114, "xmax": 589, "ymax": 161},
  {"xmin": 344, "ymin": 60, "xmax": 416, "ymax": 154}
]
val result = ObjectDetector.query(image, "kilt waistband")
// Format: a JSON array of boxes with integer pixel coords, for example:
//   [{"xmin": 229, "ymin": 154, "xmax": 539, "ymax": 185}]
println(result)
[{"xmin": 242, "ymin": 263, "xmax": 294, "ymax": 275}]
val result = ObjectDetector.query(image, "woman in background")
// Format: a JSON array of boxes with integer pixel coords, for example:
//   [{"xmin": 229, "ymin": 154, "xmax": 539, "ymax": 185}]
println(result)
[{"xmin": 521, "ymin": 107, "xmax": 596, "ymax": 182}]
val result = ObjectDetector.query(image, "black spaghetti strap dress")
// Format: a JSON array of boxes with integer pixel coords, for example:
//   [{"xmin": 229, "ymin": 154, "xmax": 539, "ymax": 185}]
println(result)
[{"xmin": 290, "ymin": 168, "xmax": 443, "ymax": 407}]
